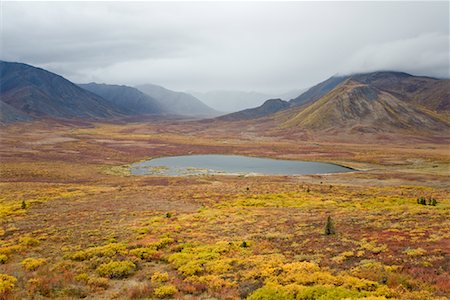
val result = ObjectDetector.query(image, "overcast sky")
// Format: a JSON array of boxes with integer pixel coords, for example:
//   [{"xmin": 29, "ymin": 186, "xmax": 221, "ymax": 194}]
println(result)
[{"xmin": 1, "ymin": 1, "xmax": 448, "ymax": 93}]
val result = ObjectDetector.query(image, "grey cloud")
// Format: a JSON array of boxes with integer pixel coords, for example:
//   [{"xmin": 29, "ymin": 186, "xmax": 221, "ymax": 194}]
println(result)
[
  {"xmin": 339, "ymin": 33, "xmax": 450, "ymax": 78},
  {"xmin": 1, "ymin": 1, "xmax": 448, "ymax": 93}
]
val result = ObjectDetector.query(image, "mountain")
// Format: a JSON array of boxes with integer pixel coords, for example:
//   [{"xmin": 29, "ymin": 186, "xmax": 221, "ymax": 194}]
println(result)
[
  {"xmin": 191, "ymin": 89, "xmax": 307, "ymax": 113},
  {"xmin": 0, "ymin": 61, "xmax": 123, "ymax": 122},
  {"xmin": 191, "ymin": 90, "xmax": 274, "ymax": 112},
  {"xmin": 277, "ymin": 88, "xmax": 308, "ymax": 101},
  {"xmin": 279, "ymin": 79, "xmax": 448, "ymax": 133},
  {"xmin": 78, "ymin": 83, "xmax": 166, "ymax": 115},
  {"xmin": 136, "ymin": 84, "xmax": 217, "ymax": 116},
  {"xmin": 222, "ymin": 71, "xmax": 450, "ymax": 125},
  {"xmin": 349, "ymin": 71, "xmax": 450, "ymax": 112},
  {"xmin": 219, "ymin": 98, "xmax": 290, "ymax": 121},
  {"xmin": 216, "ymin": 76, "xmax": 349, "ymax": 120},
  {"xmin": 289, "ymin": 75, "xmax": 348, "ymax": 107},
  {"xmin": 0, "ymin": 100, "xmax": 33, "ymax": 123}
]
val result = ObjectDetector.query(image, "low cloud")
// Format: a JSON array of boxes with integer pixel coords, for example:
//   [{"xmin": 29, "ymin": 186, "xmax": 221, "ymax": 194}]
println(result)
[
  {"xmin": 340, "ymin": 33, "xmax": 449, "ymax": 78},
  {"xmin": 1, "ymin": 2, "xmax": 448, "ymax": 93}
]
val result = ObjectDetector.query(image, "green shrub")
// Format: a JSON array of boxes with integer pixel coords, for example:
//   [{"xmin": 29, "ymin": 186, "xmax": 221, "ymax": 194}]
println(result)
[
  {"xmin": 417, "ymin": 196, "xmax": 437, "ymax": 206},
  {"xmin": 248, "ymin": 285, "xmax": 293, "ymax": 300},
  {"xmin": 96, "ymin": 260, "xmax": 136, "ymax": 278},
  {"xmin": 296, "ymin": 285, "xmax": 361, "ymax": 300}
]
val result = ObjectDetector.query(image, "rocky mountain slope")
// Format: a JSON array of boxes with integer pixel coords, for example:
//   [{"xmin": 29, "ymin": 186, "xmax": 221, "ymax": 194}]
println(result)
[{"xmin": 278, "ymin": 80, "xmax": 449, "ymax": 133}]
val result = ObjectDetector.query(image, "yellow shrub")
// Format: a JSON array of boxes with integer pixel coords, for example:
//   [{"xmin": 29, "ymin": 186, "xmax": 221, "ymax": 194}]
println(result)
[
  {"xmin": 96, "ymin": 260, "xmax": 136, "ymax": 278},
  {"xmin": 19, "ymin": 236, "xmax": 40, "ymax": 247},
  {"xmin": 21, "ymin": 258, "xmax": 46, "ymax": 271},
  {"xmin": 153, "ymin": 237, "xmax": 174, "ymax": 250},
  {"xmin": 69, "ymin": 243, "xmax": 128, "ymax": 261},
  {"xmin": 403, "ymin": 248, "xmax": 426, "ymax": 256},
  {"xmin": 153, "ymin": 284, "xmax": 177, "ymax": 298},
  {"xmin": 75, "ymin": 273, "xmax": 89, "ymax": 283},
  {"xmin": 0, "ymin": 245, "xmax": 23, "ymax": 255},
  {"xmin": 0, "ymin": 274, "xmax": 17, "ymax": 294},
  {"xmin": 129, "ymin": 247, "xmax": 159, "ymax": 261},
  {"xmin": 359, "ymin": 239, "xmax": 387, "ymax": 254},
  {"xmin": 332, "ymin": 251, "xmax": 355, "ymax": 264},
  {"xmin": 151, "ymin": 271, "xmax": 169, "ymax": 284},
  {"xmin": 339, "ymin": 275, "xmax": 378, "ymax": 291},
  {"xmin": 190, "ymin": 274, "xmax": 235, "ymax": 290},
  {"xmin": 0, "ymin": 254, "xmax": 7, "ymax": 264},
  {"xmin": 87, "ymin": 277, "xmax": 109, "ymax": 289}
]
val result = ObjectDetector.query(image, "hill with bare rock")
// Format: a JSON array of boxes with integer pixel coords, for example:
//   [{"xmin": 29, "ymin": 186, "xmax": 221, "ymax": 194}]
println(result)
[
  {"xmin": 349, "ymin": 71, "xmax": 450, "ymax": 112},
  {"xmin": 218, "ymin": 71, "xmax": 449, "ymax": 136},
  {"xmin": 278, "ymin": 80, "xmax": 449, "ymax": 133}
]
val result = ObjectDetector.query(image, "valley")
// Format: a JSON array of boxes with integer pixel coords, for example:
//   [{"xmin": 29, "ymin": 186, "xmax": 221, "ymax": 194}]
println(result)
[
  {"xmin": 0, "ymin": 119, "xmax": 449, "ymax": 299},
  {"xmin": 2, "ymin": 1, "xmax": 449, "ymax": 299}
]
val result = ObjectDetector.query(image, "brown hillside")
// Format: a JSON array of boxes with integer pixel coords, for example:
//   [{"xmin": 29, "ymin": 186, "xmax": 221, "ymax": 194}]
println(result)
[{"xmin": 278, "ymin": 80, "xmax": 449, "ymax": 133}]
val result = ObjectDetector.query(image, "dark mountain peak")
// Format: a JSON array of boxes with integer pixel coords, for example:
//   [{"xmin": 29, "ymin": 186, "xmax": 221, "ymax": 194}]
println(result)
[
  {"xmin": 262, "ymin": 98, "xmax": 288, "ymax": 106},
  {"xmin": 78, "ymin": 82, "xmax": 166, "ymax": 115},
  {"xmin": 349, "ymin": 71, "xmax": 415, "ymax": 86},
  {"xmin": 289, "ymin": 75, "xmax": 349, "ymax": 107},
  {"xmin": 0, "ymin": 61, "xmax": 123, "ymax": 122},
  {"xmin": 218, "ymin": 98, "xmax": 289, "ymax": 121}
]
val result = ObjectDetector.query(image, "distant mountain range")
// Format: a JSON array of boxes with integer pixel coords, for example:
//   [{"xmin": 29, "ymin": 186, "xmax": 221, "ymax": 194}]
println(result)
[
  {"xmin": 136, "ymin": 84, "xmax": 217, "ymax": 116},
  {"xmin": 1, "ymin": 61, "xmax": 449, "ymax": 135},
  {"xmin": 220, "ymin": 71, "xmax": 450, "ymax": 134},
  {"xmin": 0, "ymin": 61, "xmax": 217, "ymax": 123},
  {"xmin": 191, "ymin": 89, "xmax": 305, "ymax": 112},
  {"xmin": 79, "ymin": 83, "xmax": 166, "ymax": 115}
]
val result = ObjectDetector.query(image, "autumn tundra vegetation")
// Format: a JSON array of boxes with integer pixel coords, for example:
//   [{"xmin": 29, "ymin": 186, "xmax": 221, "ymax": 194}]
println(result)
[
  {"xmin": 0, "ymin": 120, "xmax": 448, "ymax": 300},
  {"xmin": 0, "ymin": 61, "xmax": 449, "ymax": 299}
]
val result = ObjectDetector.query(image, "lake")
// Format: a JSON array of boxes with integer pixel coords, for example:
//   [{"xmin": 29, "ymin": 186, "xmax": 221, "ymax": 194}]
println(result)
[{"xmin": 130, "ymin": 154, "xmax": 354, "ymax": 176}]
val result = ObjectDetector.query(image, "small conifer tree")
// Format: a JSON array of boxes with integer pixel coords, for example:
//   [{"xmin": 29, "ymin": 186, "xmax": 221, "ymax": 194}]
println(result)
[
  {"xmin": 430, "ymin": 198, "xmax": 437, "ymax": 206},
  {"xmin": 324, "ymin": 215, "xmax": 335, "ymax": 235},
  {"xmin": 21, "ymin": 200, "xmax": 26, "ymax": 209}
]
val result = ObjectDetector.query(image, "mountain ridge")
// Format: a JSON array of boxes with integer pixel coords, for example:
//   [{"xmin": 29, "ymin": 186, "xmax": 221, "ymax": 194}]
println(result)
[
  {"xmin": 136, "ymin": 83, "xmax": 217, "ymax": 117},
  {"xmin": 78, "ymin": 82, "xmax": 167, "ymax": 115},
  {"xmin": 278, "ymin": 79, "xmax": 448, "ymax": 133},
  {"xmin": 0, "ymin": 61, "xmax": 123, "ymax": 122}
]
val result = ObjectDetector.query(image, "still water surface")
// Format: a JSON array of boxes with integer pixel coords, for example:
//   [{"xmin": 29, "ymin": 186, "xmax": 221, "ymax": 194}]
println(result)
[{"xmin": 130, "ymin": 154, "xmax": 353, "ymax": 176}]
